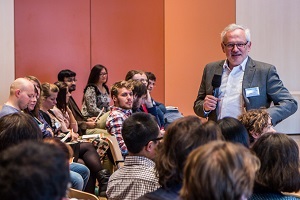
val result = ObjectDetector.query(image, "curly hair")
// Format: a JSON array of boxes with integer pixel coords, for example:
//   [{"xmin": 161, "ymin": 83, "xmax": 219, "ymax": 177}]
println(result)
[
  {"xmin": 238, "ymin": 109, "xmax": 270, "ymax": 143},
  {"xmin": 110, "ymin": 80, "xmax": 133, "ymax": 98}
]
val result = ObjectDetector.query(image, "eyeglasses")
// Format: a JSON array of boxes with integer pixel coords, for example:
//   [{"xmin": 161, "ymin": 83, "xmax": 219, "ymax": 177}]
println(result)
[
  {"xmin": 223, "ymin": 41, "xmax": 248, "ymax": 50},
  {"xmin": 100, "ymin": 73, "xmax": 108, "ymax": 76},
  {"xmin": 145, "ymin": 136, "xmax": 163, "ymax": 146}
]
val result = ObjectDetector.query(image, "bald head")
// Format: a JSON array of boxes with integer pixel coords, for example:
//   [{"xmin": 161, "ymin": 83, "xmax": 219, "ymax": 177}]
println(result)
[
  {"xmin": 10, "ymin": 78, "xmax": 34, "ymax": 95},
  {"xmin": 8, "ymin": 78, "xmax": 35, "ymax": 110}
]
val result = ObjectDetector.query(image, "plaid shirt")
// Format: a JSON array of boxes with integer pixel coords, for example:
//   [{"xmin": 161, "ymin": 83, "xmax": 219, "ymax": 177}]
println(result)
[
  {"xmin": 107, "ymin": 156, "xmax": 160, "ymax": 200},
  {"xmin": 106, "ymin": 106, "xmax": 132, "ymax": 155}
]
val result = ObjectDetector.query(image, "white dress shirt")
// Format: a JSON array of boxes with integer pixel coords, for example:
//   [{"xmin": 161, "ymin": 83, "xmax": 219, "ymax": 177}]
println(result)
[{"xmin": 217, "ymin": 57, "xmax": 248, "ymax": 119}]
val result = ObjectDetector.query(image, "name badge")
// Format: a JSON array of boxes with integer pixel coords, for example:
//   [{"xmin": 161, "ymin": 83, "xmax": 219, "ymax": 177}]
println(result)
[{"xmin": 245, "ymin": 87, "xmax": 260, "ymax": 97}]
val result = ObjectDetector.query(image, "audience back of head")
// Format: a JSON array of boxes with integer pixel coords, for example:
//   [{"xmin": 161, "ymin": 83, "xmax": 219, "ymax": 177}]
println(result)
[
  {"xmin": 251, "ymin": 133, "xmax": 300, "ymax": 193},
  {"xmin": 155, "ymin": 116, "xmax": 219, "ymax": 189},
  {"xmin": 238, "ymin": 108, "xmax": 275, "ymax": 144},
  {"xmin": 44, "ymin": 137, "xmax": 73, "ymax": 163},
  {"xmin": 180, "ymin": 141, "xmax": 260, "ymax": 200},
  {"xmin": 202, "ymin": 120, "xmax": 224, "ymax": 141},
  {"xmin": 217, "ymin": 117, "xmax": 250, "ymax": 148},
  {"xmin": 122, "ymin": 112, "xmax": 160, "ymax": 155},
  {"xmin": 0, "ymin": 112, "xmax": 42, "ymax": 152},
  {"xmin": 0, "ymin": 141, "xmax": 70, "ymax": 200}
]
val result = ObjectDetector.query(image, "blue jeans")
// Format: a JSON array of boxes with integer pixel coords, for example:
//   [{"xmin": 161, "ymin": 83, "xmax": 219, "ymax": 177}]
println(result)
[{"xmin": 70, "ymin": 162, "xmax": 90, "ymax": 190}]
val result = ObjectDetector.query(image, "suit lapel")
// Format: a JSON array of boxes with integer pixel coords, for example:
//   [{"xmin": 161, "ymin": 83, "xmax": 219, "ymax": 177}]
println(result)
[
  {"xmin": 243, "ymin": 57, "xmax": 256, "ymax": 88},
  {"xmin": 242, "ymin": 57, "xmax": 256, "ymax": 107}
]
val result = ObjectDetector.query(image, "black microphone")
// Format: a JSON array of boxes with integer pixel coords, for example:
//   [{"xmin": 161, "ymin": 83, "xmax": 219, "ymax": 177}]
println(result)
[{"xmin": 212, "ymin": 74, "xmax": 221, "ymax": 98}]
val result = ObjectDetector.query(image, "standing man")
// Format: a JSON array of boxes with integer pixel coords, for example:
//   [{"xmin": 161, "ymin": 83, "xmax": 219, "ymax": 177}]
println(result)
[
  {"xmin": 107, "ymin": 112, "xmax": 161, "ymax": 200},
  {"xmin": 194, "ymin": 23, "xmax": 297, "ymax": 126},
  {"xmin": 106, "ymin": 80, "xmax": 133, "ymax": 156},
  {"xmin": 0, "ymin": 78, "xmax": 35, "ymax": 118}
]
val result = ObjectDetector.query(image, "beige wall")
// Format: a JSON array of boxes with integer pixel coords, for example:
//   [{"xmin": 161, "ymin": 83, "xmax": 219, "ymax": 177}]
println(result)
[
  {"xmin": 237, "ymin": 0, "xmax": 300, "ymax": 133},
  {"xmin": 0, "ymin": 0, "xmax": 14, "ymax": 105}
]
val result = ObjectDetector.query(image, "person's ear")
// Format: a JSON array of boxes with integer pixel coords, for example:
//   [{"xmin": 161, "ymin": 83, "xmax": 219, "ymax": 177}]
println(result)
[
  {"xmin": 247, "ymin": 41, "xmax": 252, "ymax": 52},
  {"xmin": 112, "ymin": 95, "xmax": 117, "ymax": 102},
  {"xmin": 15, "ymin": 89, "xmax": 21, "ymax": 97},
  {"xmin": 133, "ymin": 94, "xmax": 137, "ymax": 100},
  {"xmin": 221, "ymin": 43, "xmax": 226, "ymax": 53},
  {"xmin": 145, "ymin": 141, "xmax": 153, "ymax": 152}
]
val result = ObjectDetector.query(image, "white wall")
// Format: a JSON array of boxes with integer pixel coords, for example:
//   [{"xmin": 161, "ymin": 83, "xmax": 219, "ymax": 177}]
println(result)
[
  {"xmin": 237, "ymin": 0, "xmax": 300, "ymax": 133},
  {"xmin": 0, "ymin": 0, "xmax": 15, "ymax": 105}
]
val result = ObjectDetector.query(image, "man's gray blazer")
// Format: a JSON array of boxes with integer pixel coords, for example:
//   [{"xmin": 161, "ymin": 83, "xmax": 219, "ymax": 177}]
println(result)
[{"xmin": 193, "ymin": 57, "xmax": 298, "ymax": 125}]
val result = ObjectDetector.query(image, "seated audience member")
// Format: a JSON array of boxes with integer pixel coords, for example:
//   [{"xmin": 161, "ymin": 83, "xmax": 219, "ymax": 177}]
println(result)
[
  {"xmin": 125, "ymin": 70, "xmax": 148, "ymax": 86},
  {"xmin": 82, "ymin": 64, "xmax": 111, "ymax": 117},
  {"xmin": 44, "ymin": 137, "xmax": 90, "ymax": 192},
  {"xmin": 129, "ymin": 79, "xmax": 162, "ymax": 127},
  {"xmin": 180, "ymin": 141, "xmax": 260, "ymax": 200},
  {"xmin": 58, "ymin": 70, "xmax": 111, "ymax": 166},
  {"xmin": 58, "ymin": 69, "xmax": 99, "ymax": 135},
  {"xmin": 238, "ymin": 108, "xmax": 276, "ymax": 145},
  {"xmin": 106, "ymin": 80, "xmax": 133, "ymax": 156},
  {"xmin": 39, "ymin": 82, "xmax": 60, "ymax": 133},
  {"xmin": 145, "ymin": 72, "xmax": 166, "ymax": 126},
  {"xmin": 125, "ymin": 70, "xmax": 163, "ymax": 128},
  {"xmin": 250, "ymin": 133, "xmax": 300, "ymax": 200},
  {"xmin": 51, "ymin": 81, "xmax": 79, "ymax": 134},
  {"xmin": 0, "ymin": 77, "xmax": 35, "ymax": 118},
  {"xmin": 45, "ymin": 81, "xmax": 109, "ymax": 195},
  {"xmin": 107, "ymin": 112, "xmax": 161, "ymax": 200},
  {"xmin": 217, "ymin": 117, "xmax": 250, "ymax": 148},
  {"xmin": 0, "ymin": 112, "xmax": 42, "ymax": 152},
  {"xmin": 0, "ymin": 141, "xmax": 69, "ymax": 200},
  {"xmin": 0, "ymin": 112, "xmax": 89, "ymax": 192},
  {"xmin": 139, "ymin": 116, "xmax": 218, "ymax": 200},
  {"xmin": 24, "ymin": 76, "xmax": 54, "ymax": 138},
  {"xmin": 44, "ymin": 138, "xmax": 90, "ymax": 191},
  {"xmin": 129, "ymin": 80, "xmax": 147, "ymax": 112}
]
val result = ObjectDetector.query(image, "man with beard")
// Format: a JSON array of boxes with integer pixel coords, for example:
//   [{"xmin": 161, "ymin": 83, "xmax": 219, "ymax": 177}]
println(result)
[
  {"xmin": 58, "ymin": 70, "xmax": 100, "ymax": 135},
  {"xmin": 106, "ymin": 80, "xmax": 133, "ymax": 156}
]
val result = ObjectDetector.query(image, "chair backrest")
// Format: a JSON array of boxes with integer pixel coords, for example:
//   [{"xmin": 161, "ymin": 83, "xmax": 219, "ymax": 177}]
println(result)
[
  {"xmin": 68, "ymin": 188, "xmax": 99, "ymax": 200},
  {"xmin": 106, "ymin": 134, "xmax": 124, "ymax": 169}
]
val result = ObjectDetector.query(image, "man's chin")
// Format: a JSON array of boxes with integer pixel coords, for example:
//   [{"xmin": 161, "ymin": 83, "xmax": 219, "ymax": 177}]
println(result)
[{"xmin": 69, "ymin": 87, "xmax": 76, "ymax": 92}]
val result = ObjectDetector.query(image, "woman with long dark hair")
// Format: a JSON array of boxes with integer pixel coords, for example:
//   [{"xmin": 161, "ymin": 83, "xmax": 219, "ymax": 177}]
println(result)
[{"xmin": 82, "ymin": 64, "xmax": 110, "ymax": 117}]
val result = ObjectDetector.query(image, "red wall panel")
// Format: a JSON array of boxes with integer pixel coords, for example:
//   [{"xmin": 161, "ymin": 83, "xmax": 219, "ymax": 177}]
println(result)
[
  {"xmin": 90, "ymin": 0, "xmax": 165, "ymax": 103},
  {"xmin": 14, "ymin": 0, "xmax": 165, "ymax": 106},
  {"xmin": 14, "ymin": 0, "xmax": 91, "ymax": 104}
]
